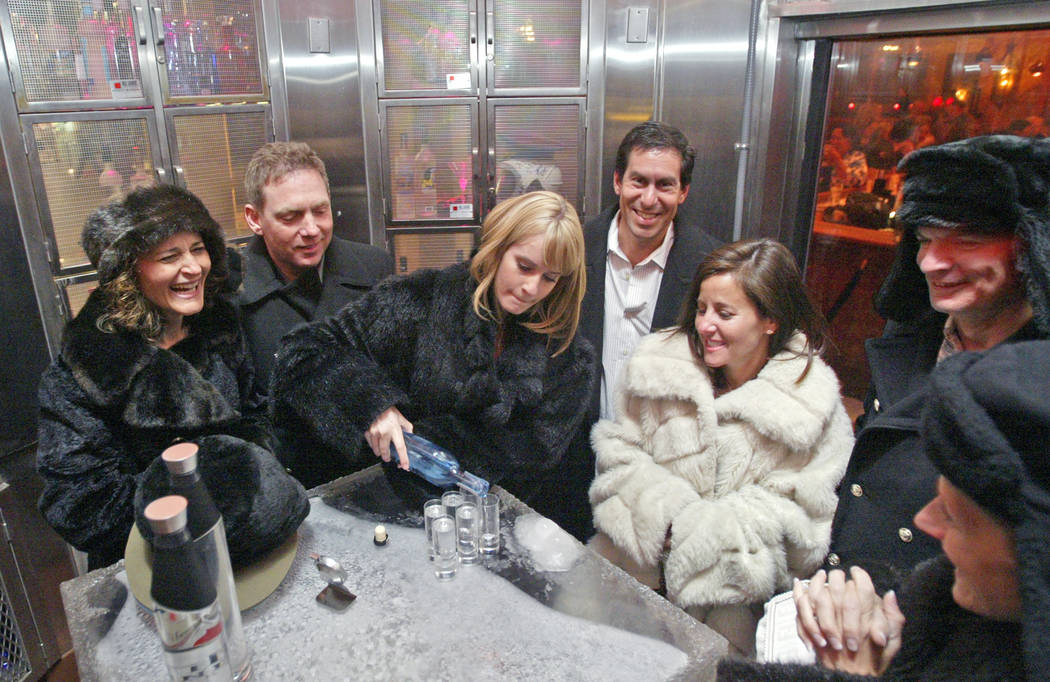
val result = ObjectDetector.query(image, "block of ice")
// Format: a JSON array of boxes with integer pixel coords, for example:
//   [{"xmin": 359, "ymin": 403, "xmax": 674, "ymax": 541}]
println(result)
[{"xmin": 512, "ymin": 513, "xmax": 583, "ymax": 572}]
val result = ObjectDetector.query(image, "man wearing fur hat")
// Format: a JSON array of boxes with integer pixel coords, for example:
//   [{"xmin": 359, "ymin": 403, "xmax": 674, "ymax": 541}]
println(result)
[
  {"xmin": 234, "ymin": 142, "xmax": 393, "ymax": 486},
  {"xmin": 720, "ymin": 339, "xmax": 1050, "ymax": 680},
  {"xmin": 824, "ymin": 135, "xmax": 1050, "ymax": 585}
]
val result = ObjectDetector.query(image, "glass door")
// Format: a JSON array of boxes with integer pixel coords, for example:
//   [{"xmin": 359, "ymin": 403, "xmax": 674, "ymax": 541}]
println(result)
[
  {"xmin": 4, "ymin": 0, "xmax": 148, "ymax": 110},
  {"xmin": 22, "ymin": 110, "xmax": 162, "ymax": 275},
  {"xmin": 371, "ymin": 0, "xmax": 589, "ymax": 273},
  {"xmin": 2, "ymin": 0, "xmax": 272, "ymax": 318},
  {"xmin": 803, "ymin": 28, "xmax": 1050, "ymax": 400}
]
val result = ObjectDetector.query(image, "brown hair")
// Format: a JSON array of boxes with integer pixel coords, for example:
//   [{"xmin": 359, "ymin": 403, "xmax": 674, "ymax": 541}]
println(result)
[
  {"xmin": 470, "ymin": 191, "xmax": 586, "ymax": 356},
  {"xmin": 244, "ymin": 141, "xmax": 329, "ymax": 209},
  {"xmin": 675, "ymin": 239, "xmax": 828, "ymax": 383}
]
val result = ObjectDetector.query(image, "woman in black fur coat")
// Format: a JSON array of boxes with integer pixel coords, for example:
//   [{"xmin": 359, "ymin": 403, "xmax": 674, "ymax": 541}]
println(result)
[
  {"xmin": 37, "ymin": 186, "xmax": 307, "ymax": 570},
  {"xmin": 273, "ymin": 191, "xmax": 596, "ymax": 517}
]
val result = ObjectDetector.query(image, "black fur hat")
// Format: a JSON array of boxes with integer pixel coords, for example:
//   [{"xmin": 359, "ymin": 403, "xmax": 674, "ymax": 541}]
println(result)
[
  {"xmin": 922, "ymin": 341, "xmax": 1050, "ymax": 680},
  {"xmin": 82, "ymin": 185, "xmax": 228, "ymax": 286},
  {"xmin": 134, "ymin": 435, "xmax": 309, "ymax": 569},
  {"xmin": 875, "ymin": 135, "xmax": 1050, "ymax": 333}
]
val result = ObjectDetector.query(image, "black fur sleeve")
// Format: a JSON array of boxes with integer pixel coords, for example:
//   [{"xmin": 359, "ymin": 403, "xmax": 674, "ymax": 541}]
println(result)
[
  {"xmin": 271, "ymin": 270, "xmax": 435, "ymax": 455},
  {"xmin": 36, "ymin": 362, "xmax": 144, "ymax": 568}
]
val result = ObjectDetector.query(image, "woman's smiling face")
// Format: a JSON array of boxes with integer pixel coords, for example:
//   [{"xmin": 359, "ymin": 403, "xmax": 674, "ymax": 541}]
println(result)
[
  {"xmin": 694, "ymin": 272, "xmax": 776, "ymax": 389},
  {"xmin": 136, "ymin": 231, "xmax": 210, "ymax": 321}
]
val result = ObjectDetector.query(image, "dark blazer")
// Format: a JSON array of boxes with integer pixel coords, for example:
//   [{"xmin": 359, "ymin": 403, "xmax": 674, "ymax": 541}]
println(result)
[
  {"xmin": 556, "ymin": 204, "xmax": 719, "ymax": 540},
  {"xmin": 578, "ymin": 203, "xmax": 722, "ymax": 422},
  {"xmin": 233, "ymin": 234, "xmax": 394, "ymax": 397},
  {"xmin": 827, "ymin": 312, "xmax": 1045, "ymax": 586}
]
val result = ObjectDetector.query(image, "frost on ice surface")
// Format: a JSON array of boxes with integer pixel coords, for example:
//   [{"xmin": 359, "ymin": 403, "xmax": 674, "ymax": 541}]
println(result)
[
  {"xmin": 82, "ymin": 498, "xmax": 692, "ymax": 680},
  {"xmin": 512, "ymin": 513, "xmax": 583, "ymax": 572}
]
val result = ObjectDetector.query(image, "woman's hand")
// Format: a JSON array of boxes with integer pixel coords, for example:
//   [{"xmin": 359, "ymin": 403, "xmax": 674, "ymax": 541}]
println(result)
[
  {"xmin": 364, "ymin": 407, "xmax": 414, "ymax": 469},
  {"xmin": 794, "ymin": 567, "xmax": 905, "ymax": 676}
]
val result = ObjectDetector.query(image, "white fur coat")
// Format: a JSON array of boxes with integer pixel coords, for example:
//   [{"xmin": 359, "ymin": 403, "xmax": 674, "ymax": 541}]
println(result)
[{"xmin": 589, "ymin": 330, "xmax": 854, "ymax": 609}]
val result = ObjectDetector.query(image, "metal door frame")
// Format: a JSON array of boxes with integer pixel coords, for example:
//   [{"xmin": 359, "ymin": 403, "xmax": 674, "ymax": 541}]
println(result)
[{"xmin": 745, "ymin": 0, "xmax": 1050, "ymax": 255}]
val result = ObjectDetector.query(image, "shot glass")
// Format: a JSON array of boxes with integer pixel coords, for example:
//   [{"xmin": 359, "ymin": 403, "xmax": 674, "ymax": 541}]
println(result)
[
  {"xmin": 442, "ymin": 490, "xmax": 464, "ymax": 520},
  {"xmin": 479, "ymin": 493, "xmax": 500, "ymax": 555},
  {"xmin": 423, "ymin": 499, "xmax": 445, "ymax": 561},
  {"xmin": 455, "ymin": 501, "xmax": 480, "ymax": 565},
  {"xmin": 431, "ymin": 515, "xmax": 458, "ymax": 581}
]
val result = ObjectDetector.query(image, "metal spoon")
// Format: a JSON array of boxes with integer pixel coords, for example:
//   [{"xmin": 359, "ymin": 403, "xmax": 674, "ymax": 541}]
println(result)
[{"xmin": 310, "ymin": 553, "xmax": 348, "ymax": 586}]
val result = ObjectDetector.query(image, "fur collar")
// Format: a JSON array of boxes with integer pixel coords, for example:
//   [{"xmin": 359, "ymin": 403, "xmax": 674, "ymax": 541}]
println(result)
[
  {"xmin": 60, "ymin": 288, "xmax": 243, "ymax": 426},
  {"xmin": 623, "ymin": 330, "xmax": 842, "ymax": 451}
]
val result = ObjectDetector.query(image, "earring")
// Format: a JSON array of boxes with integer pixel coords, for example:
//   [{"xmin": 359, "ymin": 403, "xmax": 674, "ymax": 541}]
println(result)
[{"xmin": 766, "ymin": 329, "xmax": 774, "ymax": 335}]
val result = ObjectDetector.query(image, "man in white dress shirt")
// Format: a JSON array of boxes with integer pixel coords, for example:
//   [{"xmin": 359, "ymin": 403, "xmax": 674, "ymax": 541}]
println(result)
[{"xmin": 555, "ymin": 121, "xmax": 720, "ymax": 540}]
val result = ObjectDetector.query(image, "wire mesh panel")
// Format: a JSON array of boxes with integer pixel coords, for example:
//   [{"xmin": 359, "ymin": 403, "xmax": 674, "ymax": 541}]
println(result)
[
  {"xmin": 60, "ymin": 278, "xmax": 97, "ymax": 318},
  {"xmin": 7, "ymin": 0, "xmax": 143, "ymax": 104},
  {"xmin": 391, "ymin": 230, "xmax": 476, "ymax": 274},
  {"xmin": 171, "ymin": 108, "xmax": 269, "ymax": 239},
  {"xmin": 161, "ymin": 0, "xmax": 265, "ymax": 100},
  {"xmin": 491, "ymin": 100, "xmax": 582, "ymax": 210},
  {"xmin": 384, "ymin": 102, "xmax": 476, "ymax": 222},
  {"xmin": 490, "ymin": 0, "xmax": 582, "ymax": 90},
  {"xmin": 378, "ymin": 0, "xmax": 472, "ymax": 92},
  {"xmin": 0, "ymin": 577, "xmax": 31, "ymax": 682},
  {"xmin": 28, "ymin": 116, "xmax": 156, "ymax": 272}
]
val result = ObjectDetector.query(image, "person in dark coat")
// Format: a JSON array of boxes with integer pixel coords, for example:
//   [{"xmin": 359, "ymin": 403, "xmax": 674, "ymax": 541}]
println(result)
[
  {"xmin": 559, "ymin": 121, "xmax": 721, "ymax": 539},
  {"xmin": 272, "ymin": 191, "xmax": 595, "ymax": 516},
  {"xmin": 234, "ymin": 141, "xmax": 393, "ymax": 486},
  {"xmin": 718, "ymin": 339, "xmax": 1050, "ymax": 681},
  {"xmin": 37, "ymin": 186, "xmax": 307, "ymax": 570},
  {"xmin": 824, "ymin": 135, "xmax": 1050, "ymax": 584}
]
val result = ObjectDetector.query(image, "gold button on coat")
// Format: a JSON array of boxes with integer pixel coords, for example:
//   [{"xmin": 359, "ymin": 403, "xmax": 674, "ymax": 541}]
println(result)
[
  {"xmin": 873, "ymin": 398, "xmax": 881, "ymax": 412},
  {"xmin": 898, "ymin": 527, "xmax": 913, "ymax": 542},
  {"xmin": 850, "ymin": 483, "xmax": 863, "ymax": 497}
]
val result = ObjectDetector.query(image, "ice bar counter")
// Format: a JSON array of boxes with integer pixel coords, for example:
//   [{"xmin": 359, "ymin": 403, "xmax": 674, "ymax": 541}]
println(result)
[{"xmin": 61, "ymin": 465, "xmax": 728, "ymax": 680}]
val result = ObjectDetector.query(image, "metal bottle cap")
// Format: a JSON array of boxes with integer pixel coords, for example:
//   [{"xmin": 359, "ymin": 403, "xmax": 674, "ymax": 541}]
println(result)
[
  {"xmin": 161, "ymin": 442, "xmax": 199, "ymax": 475},
  {"xmin": 144, "ymin": 495, "xmax": 189, "ymax": 535}
]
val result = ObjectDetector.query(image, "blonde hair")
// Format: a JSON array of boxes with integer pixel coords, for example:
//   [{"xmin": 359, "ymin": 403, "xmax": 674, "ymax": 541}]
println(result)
[{"xmin": 470, "ymin": 191, "xmax": 585, "ymax": 356}]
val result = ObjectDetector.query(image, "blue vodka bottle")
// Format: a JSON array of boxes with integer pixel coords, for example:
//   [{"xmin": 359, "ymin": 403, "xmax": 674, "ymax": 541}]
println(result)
[{"xmin": 390, "ymin": 432, "xmax": 489, "ymax": 497}]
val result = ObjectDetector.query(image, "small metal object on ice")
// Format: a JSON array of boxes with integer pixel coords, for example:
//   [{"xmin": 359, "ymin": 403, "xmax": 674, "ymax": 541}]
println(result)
[
  {"xmin": 311, "ymin": 553, "xmax": 348, "ymax": 585},
  {"xmin": 310, "ymin": 553, "xmax": 356, "ymax": 610}
]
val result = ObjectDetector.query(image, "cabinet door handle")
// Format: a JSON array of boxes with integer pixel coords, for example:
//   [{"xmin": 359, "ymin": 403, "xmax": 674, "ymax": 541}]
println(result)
[
  {"xmin": 485, "ymin": 10, "xmax": 494, "ymax": 61},
  {"xmin": 152, "ymin": 7, "xmax": 165, "ymax": 47},
  {"xmin": 134, "ymin": 5, "xmax": 148, "ymax": 45}
]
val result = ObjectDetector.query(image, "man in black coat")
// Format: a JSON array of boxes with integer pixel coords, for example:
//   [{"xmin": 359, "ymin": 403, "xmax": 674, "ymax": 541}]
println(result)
[
  {"xmin": 558, "ymin": 122, "xmax": 720, "ymax": 539},
  {"xmin": 234, "ymin": 141, "xmax": 393, "ymax": 487},
  {"xmin": 825, "ymin": 135, "xmax": 1050, "ymax": 585}
]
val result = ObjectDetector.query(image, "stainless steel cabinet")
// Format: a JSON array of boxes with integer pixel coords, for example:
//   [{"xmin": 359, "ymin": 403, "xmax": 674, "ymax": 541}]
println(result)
[
  {"xmin": 1, "ymin": 0, "xmax": 273, "ymax": 317},
  {"xmin": 367, "ymin": 0, "xmax": 592, "ymax": 273}
]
